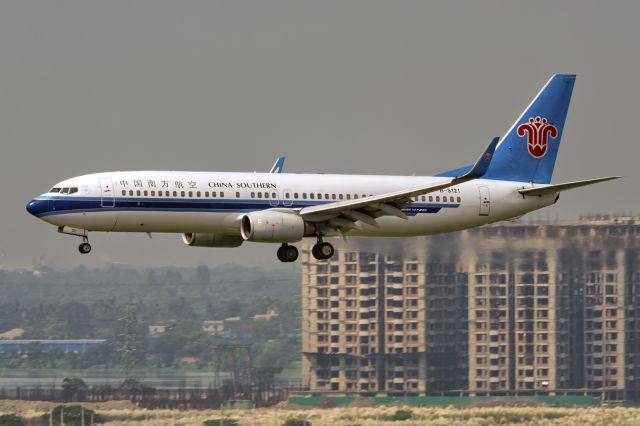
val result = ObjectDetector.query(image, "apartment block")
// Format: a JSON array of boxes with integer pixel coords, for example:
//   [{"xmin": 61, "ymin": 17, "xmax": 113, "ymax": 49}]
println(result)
[{"xmin": 301, "ymin": 215, "xmax": 640, "ymax": 401}]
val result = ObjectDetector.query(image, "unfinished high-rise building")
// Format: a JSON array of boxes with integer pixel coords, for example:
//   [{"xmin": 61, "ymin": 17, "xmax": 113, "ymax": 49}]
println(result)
[
  {"xmin": 301, "ymin": 236, "xmax": 468, "ymax": 395},
  {"xmin": 301, "ymin": 215, "xmax": 640, "ymax": 402}
]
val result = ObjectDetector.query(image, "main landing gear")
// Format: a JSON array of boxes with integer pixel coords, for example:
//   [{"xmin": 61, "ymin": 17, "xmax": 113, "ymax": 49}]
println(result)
[
  {"xmin": 277, "ymin": 243, "xmax": 299, "ymax": 262},
  {"xmin": 311, "ymin": 237, "xmax": 334, "ymax": 261}
]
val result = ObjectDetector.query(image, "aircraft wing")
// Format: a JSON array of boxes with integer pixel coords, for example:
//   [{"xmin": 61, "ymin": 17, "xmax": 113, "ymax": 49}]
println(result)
[
  {"xmin": 518, "ymin": 176, "xmax": 621, "ymax": 196},
  {"xmin": 270, "ymin": 156, "xmax": 285, "ymax": 173},
  {"xmin": 299, "ymin": 137, "xmax": 499, "ymax": 229}
]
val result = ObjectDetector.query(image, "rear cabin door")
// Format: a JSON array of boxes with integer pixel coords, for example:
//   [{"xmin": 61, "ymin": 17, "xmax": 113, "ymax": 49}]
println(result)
[
  {"xmin": 99, "ymin": 178, "xmax": 115, "ymax": 207},
  {"xmin": 478, "ymin": 186, "xmax": 490, "ymax": 216}
]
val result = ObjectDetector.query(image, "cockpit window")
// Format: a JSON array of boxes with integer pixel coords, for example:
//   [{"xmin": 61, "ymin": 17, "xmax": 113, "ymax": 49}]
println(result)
[
  {"xmin": 68, "ymin": 187, "xmax": 78, "ymax": 194},
  {"xmin": 50, "ymin": 188, "xmax": 61, "ymax": 193},
  {"xmin": 60, "ymin": 188, "xmax": 70, "ymax": 194}
]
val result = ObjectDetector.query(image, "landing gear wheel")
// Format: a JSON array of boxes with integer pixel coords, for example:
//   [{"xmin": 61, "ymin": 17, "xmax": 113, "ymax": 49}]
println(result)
[
  {"xmin": 277, "ymin": 244, "xmax": 299, "ymax": 262},
  {"xmin": 312, "ymin": 242, "xmax": 334, "ymax": 260},
  {"xmin": 78, "ymin": 242, "xmax": 92, "ymax": 254}
]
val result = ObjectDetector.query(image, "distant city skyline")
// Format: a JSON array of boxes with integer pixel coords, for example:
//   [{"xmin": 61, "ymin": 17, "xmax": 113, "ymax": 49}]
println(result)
[{"xmin": 2, "ymin": 1, "xmax": 639, "ymax": 267}]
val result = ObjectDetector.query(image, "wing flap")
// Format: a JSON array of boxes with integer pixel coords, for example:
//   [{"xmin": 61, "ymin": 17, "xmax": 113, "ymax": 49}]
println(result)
[{"xmin": 518, "ymin": 176, "xmax": 621, "ymax": 196}]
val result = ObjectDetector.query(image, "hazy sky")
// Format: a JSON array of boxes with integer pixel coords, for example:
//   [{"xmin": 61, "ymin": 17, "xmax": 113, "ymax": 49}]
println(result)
[{"xmin": 2, "ymin": 1, "xmax": 639, "ymax": 268}]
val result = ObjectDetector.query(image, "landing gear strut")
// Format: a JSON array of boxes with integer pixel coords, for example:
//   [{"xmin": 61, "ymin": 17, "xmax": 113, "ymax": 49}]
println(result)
[
  {"xmin": 78, "ymin": 237, "xmax": 92, "ymax": 254},
  {"xmin": 312, "ymin": 237, "xmax": 334, "ymax": 260},
  {"xmin": 277, "ymin": 243, "xmax": 299, "ymax": 263}
]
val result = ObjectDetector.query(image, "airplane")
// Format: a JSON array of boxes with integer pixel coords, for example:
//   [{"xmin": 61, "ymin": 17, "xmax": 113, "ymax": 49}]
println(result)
[{"xmin": 26, "ymin": 74, "xmax": 620, "ymax": 262}]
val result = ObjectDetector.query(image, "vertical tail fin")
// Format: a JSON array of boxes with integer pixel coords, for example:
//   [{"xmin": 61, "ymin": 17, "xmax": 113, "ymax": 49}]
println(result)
[
  {"xmin": 437, "ymin": 74, "xmax": 576, "ymax": 184},
  {"xmin": 483, "ymin": 74, "xmax": 576, "ymax": 183}
]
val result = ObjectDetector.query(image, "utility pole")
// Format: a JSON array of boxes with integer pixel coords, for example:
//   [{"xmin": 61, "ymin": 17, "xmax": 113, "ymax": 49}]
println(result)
[{"xmin": 119, "ymin": 302, "xmax": 139, "ymax": 380}]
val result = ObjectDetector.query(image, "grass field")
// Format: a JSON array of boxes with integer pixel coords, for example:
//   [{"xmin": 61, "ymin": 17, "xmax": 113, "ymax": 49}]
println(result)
[{"xmin": 2, "ymin": 400, "xmax": 640, "ymax": 425}]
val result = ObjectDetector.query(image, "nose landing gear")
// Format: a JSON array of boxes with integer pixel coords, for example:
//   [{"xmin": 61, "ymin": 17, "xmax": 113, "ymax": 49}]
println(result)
[
  {"xmin": 58, "ymin": 227, "xmax": 93, "ymax": 255},
  {"xmin": 78, "ymin": 236, "xmax": 92, "ymax": 254}
]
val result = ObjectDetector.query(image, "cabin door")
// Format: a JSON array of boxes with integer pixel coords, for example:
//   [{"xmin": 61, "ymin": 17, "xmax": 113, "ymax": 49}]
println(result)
[
  {"xmin": 99, "ymin": 178, "xmax": 115, "ymax": 207},
  {"xmin": 478, "ymin": 186, "xmax": 490, "ymax": 216}
]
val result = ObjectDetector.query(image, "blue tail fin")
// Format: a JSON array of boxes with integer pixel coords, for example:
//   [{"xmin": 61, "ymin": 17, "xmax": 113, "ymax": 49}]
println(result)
[{"xmin": 438, "ymin": 74, "xmax": 576, "ymax": 184}]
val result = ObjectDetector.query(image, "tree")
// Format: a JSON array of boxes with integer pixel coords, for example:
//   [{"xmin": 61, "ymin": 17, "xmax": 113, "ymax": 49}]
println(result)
[{"xmin": 62, "ymin": 377, "xmax": 88, "ymax": 402}]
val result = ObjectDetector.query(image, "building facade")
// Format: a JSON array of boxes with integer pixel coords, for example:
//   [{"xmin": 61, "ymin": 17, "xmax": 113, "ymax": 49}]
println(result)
[{"xmin": 301, "ymin": 216, "xmax": 640, "ymax": 401}]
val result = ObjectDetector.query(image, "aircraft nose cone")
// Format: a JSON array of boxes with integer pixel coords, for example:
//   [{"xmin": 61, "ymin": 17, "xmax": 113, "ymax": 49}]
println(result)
[{"xmin": 26, "ymin": 199, "xmax": 48, "ymax": 216}]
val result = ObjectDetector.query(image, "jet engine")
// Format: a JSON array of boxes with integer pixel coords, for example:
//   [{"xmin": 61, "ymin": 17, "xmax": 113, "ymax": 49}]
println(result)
[
  {"xmin": 240, "ymin": 211, "xmax": 315, "ymax": 243},
  {"xmin": 182, "ymin": 233, "xmax": 244, "ymax": 247}
]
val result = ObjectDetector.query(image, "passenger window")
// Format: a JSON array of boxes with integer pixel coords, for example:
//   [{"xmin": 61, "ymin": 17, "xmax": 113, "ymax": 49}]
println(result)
[
  {"xmin": 310, "ymin": 193, "xmax": 315, "ymax": 199},
  {"xmin": 302, "ymin": 193, "xmax": 307, "ymax": 199},
  {"xmin": 346, "ymin": 194, "xmax": 351, "ymax": 200},
  {"xmin": 180, "ymin": 191, "xmax": 185, "ymax": 197},
  {"xmin": 264, "ymin": 192, "xmax": 269, "ymax": 199},
  {"xmin": 122, "ymin": 190, "xmax": 126, "ymax": 196},
  {"xmin": 136, "ymin": 190, "xmax": 141, "ymax": 196},
  {"xmin": 421, "ymin": 196, "xmax": 426, "ymax": 201},
  {"xmin": 151, "ymin": 191, "xmax": 155, "ymax": 196},
  {"xmin": 197, "ymin": 191, "xmax": 201, "ymax": 197},
  {"xmin": 158, "ymin": 191, "xmax": 162, "ymax": 197},
  {"xmin": 220, "ymin": 192, "xmax": 224, "ymax": 197},
  {"xmin": 129, "ymin": 190, "xmax": 134, "ymax": 196},
  {"xmin": 457, "ymin": 196, "xmax": 461, "ymax": 202},
  {"xmin": 436, "ymin": 196, "xmax": 440, "ymax": 202},
  {"xmin": 173, "ymin": 191, "xmax": 177, "ymax": 197},
  {"xmin": 324, "ymin": 193, "xmax": 329, "ymax": 199},
  {"xmin": 258, "ymin": 192, "xmax": 262, "ymax": 198},
  {"xmin": 285, "ymin": 193, "xmax": 290, "ymax": 198},
  {"xmin": 429, "ymin": 196, "xmax": 433, "ymax": 202},
  {"xmin": 236, "ymin": 192, "xmax": 240, "ymax": 198},
  {"xmin": 332, "ymin": 194, "xmax": 336, "ymax": 200},
  {"xmin": 188, "ymin": 191, "xmax": 193, "ymax": 197},
  {"xmin": 144, "ymin": 190, "xmax": 148, "ymax": 196},
  {"xmin": 354, "ymin": 194, "xmax": 358, "ymax": 199},
  {"xmin": 166, "ymin": 191, "xmax": 170, "ymax": 196},
  {"xmin": 317, "ymin": 193, "xmax": 321, "ymax": 199},
  {"xmin": 362, "ymin": 194, "xmax": 366, "ymax": 198},
  {"xmin": 294, "ymin": 193, "xmax": 299, "ymax": 199},
  {"xmin": 212, "ymin": 191, "xmax": 217, "ymax": 197},
  {"xmin": 339, "ymin": 194, "xmax": 343, "ymax": 200},
  {"xmin": 205, "ymin": 191, "xmax": 209, "ymax": 197}
]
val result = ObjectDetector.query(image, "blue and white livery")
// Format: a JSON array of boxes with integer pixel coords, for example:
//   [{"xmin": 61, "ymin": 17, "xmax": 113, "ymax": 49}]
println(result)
[{"xmin": 26, "ymin": 75, "xmax": 619, "ymax": 262}]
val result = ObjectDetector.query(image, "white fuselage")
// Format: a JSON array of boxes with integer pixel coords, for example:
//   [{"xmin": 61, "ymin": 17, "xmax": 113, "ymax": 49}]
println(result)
[{"xmin": 28, "ymin": 171, "xmax": 555, "ymax": 239}]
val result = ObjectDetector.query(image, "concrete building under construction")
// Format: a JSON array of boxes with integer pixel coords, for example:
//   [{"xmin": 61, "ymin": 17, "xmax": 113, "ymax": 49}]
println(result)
[{"xmin": 300, "ymin": 215, "xmax": 640, "ymax": 402}]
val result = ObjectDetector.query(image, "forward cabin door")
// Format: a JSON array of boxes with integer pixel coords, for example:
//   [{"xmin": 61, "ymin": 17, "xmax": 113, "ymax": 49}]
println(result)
[
  {"xmin": 99, "ymin": 178, "xmax": 115, "ymax": 207},
  {"xmin": 478, "ymin": 186, "xmax": 490, "ymax": 216}
]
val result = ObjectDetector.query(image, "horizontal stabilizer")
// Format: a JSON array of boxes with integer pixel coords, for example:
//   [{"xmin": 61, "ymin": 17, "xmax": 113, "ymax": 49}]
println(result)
[{"xmin": 518, "ymin": 176, "xmax": 621, "ymax": 196}]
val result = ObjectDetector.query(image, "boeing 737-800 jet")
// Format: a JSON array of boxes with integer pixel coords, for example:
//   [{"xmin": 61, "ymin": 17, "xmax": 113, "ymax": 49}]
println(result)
[{"xmin": 26, "ymin": 74, "xmax": 619, "ymax": 262}]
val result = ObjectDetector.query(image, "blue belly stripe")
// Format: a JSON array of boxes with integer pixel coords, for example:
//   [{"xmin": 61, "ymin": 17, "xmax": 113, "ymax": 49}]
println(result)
[{"xmin": 35, "ymin": 196, "xmax": 458, "ymax": 218}]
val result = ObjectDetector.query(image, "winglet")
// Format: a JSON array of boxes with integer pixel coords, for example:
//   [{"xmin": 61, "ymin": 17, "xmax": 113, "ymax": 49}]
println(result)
[
  {"xmin": 454, "ymin": 137, "xmax": 499, "ymax": 181},
  {"xmin": 270, "ymin": 156, "xmax": 285, "ymax": 173}
]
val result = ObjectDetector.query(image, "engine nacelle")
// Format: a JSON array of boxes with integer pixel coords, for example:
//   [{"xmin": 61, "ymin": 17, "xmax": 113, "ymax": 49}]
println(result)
[
  {"xmin": 182, "ymin": 233, "xmax": 244, "ymax": 248},
  {"xmin": 240, "ymin": 211, "xmax": 315, "ymax": 243}
]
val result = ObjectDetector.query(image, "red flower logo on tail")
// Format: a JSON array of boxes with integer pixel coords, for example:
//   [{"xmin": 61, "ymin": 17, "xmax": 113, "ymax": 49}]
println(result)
[{"xmin": 517, "ymin": 117, "xmax": 558, "ymax": 158}]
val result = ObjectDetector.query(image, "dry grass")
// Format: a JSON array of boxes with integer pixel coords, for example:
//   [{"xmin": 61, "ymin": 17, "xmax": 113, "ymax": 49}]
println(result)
[{"xmin": 2, "ymin": 401, "xmax": 640, "ymax": 425}]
